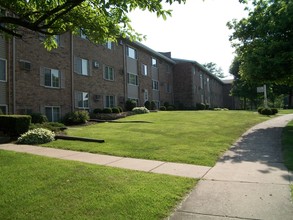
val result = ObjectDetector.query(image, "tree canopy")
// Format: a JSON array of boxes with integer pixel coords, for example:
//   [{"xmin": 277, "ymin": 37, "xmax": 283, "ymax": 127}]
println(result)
[
  {"xmin": 0, "ymin": 0, "xmax": 186, "ymax": 48},
  {"xmin": 202, "ymin": 62, "xmax": 226, "ymax": 78},
  {"xmin": 227, "ymin": 0, "xmax": 293, "ymax": 86}
]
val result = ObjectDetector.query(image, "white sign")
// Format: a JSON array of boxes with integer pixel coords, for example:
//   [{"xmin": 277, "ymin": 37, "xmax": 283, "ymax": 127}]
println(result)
[{"xmin": 257, "ymin": 86, "xmax": 264, "ymax": 93}]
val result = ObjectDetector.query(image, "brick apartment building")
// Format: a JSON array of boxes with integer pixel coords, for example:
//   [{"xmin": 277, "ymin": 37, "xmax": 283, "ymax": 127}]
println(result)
[{"xmin": 0, "ymin": 31, "xmax": 238, "ymax": 121}]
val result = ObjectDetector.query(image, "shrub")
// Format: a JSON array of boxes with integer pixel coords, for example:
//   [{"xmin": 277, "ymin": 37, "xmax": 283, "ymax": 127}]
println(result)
[
  {"xmin": 257, "ymin": 107, "xmax": 264, "ymax": 114},
  {"xmin": 196, "ymin": 103, "xmax": 205, "ymax": 110},
  {"xmin": 0, "ymin": 115, "xmax": 31, "ymax": 136},
  {"xmin": 164, "ymin": 102, "xmax": 169, "ymax": 108},
  {"xmin": 93, "ymin": 108, "xmax": 103, "ymax": 114},
  {"xmin": 167, "ymin": 105, "xmax": 175, "ymax": 111},
  {"xmin": 0, "ymin": 109, "xmax": 3, "ymax": 115},
  {"xmin": 205, "ymin": 104, "xmax": 210, "ymax": 110},
  {"xmin": 17, "ymin": 128, "xmax": 55, "ymax": 145},
  {"xmin": 132, "ymin": 107, "xmax": 150, "ymax": 114},
  {"xmin": 102, "ymin": 108, "xmax": 112, "ymax": 114},
  {"xmin": 29, "ymin": 113, "xmax": 48, "ymax": 124},
  {"xmin": 150, "ymin": 101, "xmax": 157, "ymax": 110},
  {"xmin": 63, "ymin": 110, "xmax": 89, "ymax": 125},
  {"xmin": 144, "ymin": 101, "xmax": 151, "ymax": 110},
  {"xmin": 159, "ymin": 106, "xmax": 166, "ymax": 111},
  {"xmin": 117, "ymin": 106, "xmax": 123, "ymax": 113},
  {"xmin": 126, "ymin": 100, "xmax": 137, "ymax": 111},
  {"xmin": 214, "ymin": 108, "xmax": 222, "ymax": 111},
  {"xmin": 271, "ymin": 108, "xmax": 278, "ymax": 115},
  {"xmin": 30, "ymin": 122, "xmax": 67, "ymax": 133},
  {"xmin": 112, "ymin": 107, "xmax": 120, "ymax": 113},
  {"xmin": 261, "ymin": 108, "xmax": 273, "ymax": 116}
]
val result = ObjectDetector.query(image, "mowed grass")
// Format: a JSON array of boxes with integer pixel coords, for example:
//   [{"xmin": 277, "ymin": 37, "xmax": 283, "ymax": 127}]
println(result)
[
  {"xmin": 0, "ymin": 150, "xmax": 196, "ymax": 220},
  {"xmin": 44, "ymin": 111, "xmax": 268, "ymax": 166}
]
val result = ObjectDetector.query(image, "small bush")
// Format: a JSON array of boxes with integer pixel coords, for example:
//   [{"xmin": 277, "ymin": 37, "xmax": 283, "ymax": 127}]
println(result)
[
  {"xmin": 63, "ymin": 110, "xmax": 89, "ymax": 125},
  {"xmin": 271, "ymin": 108, "xmax": 278, "ymax": 115},
  {"xmin": 257, "ymin": 107, "xmax": 263, "ymax": 114},
  {"xmin": 214, "ymin": 108, "xmax": 222, "ymax": 111},
  {"xmin": 117, "ymin": 106, "xmax": 123, "ymax": 113},
  {"xmin": 132, "ymin": 107, "xmax": 150, "ymax": 114},
  {"xmin": 205, "ymin": 104, "xmax": 210, "ymax": 110},
  {"xmin": 29, "ymin": 113, "xmax": 48, "ymax": 124},
  {"xmin": 167, "ymin": 105, "xmax": 175, "ymax": 111},
  {"xmin": 159, "ymin": 106, "xmax": 166, "ymax": 111},
  {"xmin": 163, "ymin": 102, "xmax": 169, "ymax": 108},
  {"xmin": 196, "ymin": 103, "xmax": 205, "ymax": 110},
  {"xmin": 112, "ymin": 107, "xmax": 120, "ymax": 113},
  {"xmin": 0, "ymin": 115, "xmax": 31, "ymax": 136},
  {"xmin": 30, "ymin": 122, "xmax": 67, "ymax": 133},
  {"xmin": 144, "ymin": 101, "xmax": 151, "ymax": 110},
  {"xmin": 126, "ymin": 100, "xmax": 137, "ymax": 111},
  {"xmin": 150, "ymin": 101, "xmax": 157, "ymax": 110},
  {"xmin": 93, "ymin": 108, "xmax": 103, "ymax": 114},
  {"xmin": 102, "ymin": 108, "xmax": 112, "ymax": 114},
  {"xmin": 17, "ymin": 128, "xmax": 55, "ymax": 145},
  {"xmin": 261, "ymin": 108, "xmax": 273, "ymax": 116}
]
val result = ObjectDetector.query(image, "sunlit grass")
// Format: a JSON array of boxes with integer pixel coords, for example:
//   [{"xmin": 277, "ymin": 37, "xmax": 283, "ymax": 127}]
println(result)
[
  {"xmin": 0, "ymin": 150, "xmax": 196, "ymax": 220},
  {"xmin": 44, "ymin": 111, "xmax": 268, "ymax": 166}
]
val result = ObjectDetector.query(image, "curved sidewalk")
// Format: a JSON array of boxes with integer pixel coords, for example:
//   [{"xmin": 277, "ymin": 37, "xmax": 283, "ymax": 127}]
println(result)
[{"xmin": 169, "ymin": 114, "xmax": 293, "ymax": 220}]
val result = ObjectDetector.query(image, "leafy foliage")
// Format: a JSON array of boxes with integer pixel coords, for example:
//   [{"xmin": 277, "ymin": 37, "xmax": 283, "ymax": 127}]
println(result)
[
  {"xmin": 0, "ymin": 0, "xmax": 186, "ymax": 49},
  {"xmin": 29, "ymin": 122, "xmax": 67, "ymax": 133},
  {"xmin": 17, "ymin": 128, "xmax": 55, "ymax": 144},
  {"xmin": 228, "ymin": 0, "xmax": 293, "ymax": 85},
  {"xmin": 63, "ymin": 110, "xmax": 89, "ymax": 125},
  {"xmin": 132, "ymin": 107, "xmax": 150, "ymax": 114},
  {"xmin": 125, "ymin": 100, "xmax": 137, "ymax": 111},
  {"xmin": 29, "ymin": 113, "xmax": 48, "ymax": 124},
  {"xmin": 203, "ymin": 62, "xmax": 225, "ymax": 78}
]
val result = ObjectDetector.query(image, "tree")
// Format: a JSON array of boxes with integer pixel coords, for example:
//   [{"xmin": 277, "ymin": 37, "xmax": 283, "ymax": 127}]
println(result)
[
  {"xmin": 227, "ymin": 0, "xmax": 293, "ymax": 85},
  {"xmin": 0, "ymin": 0, "xmax": 186, "ymax": 49},
  {"xmin": 203, "ymin": 62, "xmax": 225, "ymax": 78}
]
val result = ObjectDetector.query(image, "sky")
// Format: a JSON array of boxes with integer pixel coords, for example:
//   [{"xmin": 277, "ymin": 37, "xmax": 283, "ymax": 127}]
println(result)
[{"xmin": 128, "ymin": 0, "xmax": 248, "ymax": 79}]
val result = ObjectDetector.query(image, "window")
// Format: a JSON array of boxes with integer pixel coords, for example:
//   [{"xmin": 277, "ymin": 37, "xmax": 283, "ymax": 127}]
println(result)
[
  {"xmin": 54, "ymin": 35, "xmax": 61, "ymax": 47},
  {"xmin": 74, "ymin": 57, "xmax": 89, "ymax": 76},
  {"xmin": 200, "ymin": 74, "xmax": 203, "ymax": 89},
  {"xmin": 104, "ymin": 66, "xmax": 114, "ymax": 81},
  {"xmin": 105, "ymin": 96, "xmax": 115, "ymax": 108},
  {"xmin": 166, "ymin": 83, "xmax": 172, "ymax": 93},
  {"xmin": 0, "ymin": 105, "xmax": 7, "ymax": 114},
  {"xmin": 152, "ymin": 80, "xmax": 159, "ymax": 90},
  {"xmin": 0, "ymin": 59, "xmax": 7, "ymax": 81},
  {"xmin": 142, "ymin": 64, "xmax": 148, "ymax": 76},
  {"xmin": 152, "ymin": 58, "xmax": 157, "ymax": 67},
  {"xmin": 43, "ymin": 68, "xmax": 60, "ymax": 88},
  {"xmin": 128, "ymin": 73, "xmax": 138, "ymax": 85},
  {"xmin": 127, "ymin": 46, "xmax": 137, "ymax": 59},
  {"xmin": 144, "ymin": 89, "xmax": 148, "ymax": 103},
  {"xmin": 45, "ymin": 106, "xmax": 60, "ymax": 122},
  {"xmin": 207, "ymin": 78, "xmax": 210, "ymax": 92},
  {"xmin": 75, "ymin": 91, "xmax": 89, "ymax": 108},
  {"xmin": 106, "ymin": 41, "xmax": 113, "ymax": 50}
]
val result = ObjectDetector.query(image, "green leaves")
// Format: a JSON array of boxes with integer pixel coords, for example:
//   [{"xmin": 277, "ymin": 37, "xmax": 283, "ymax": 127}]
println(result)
[
  {"xmin": 0, "ymin": 0, "xmax": 185, "ymax": 49},
  {"xmin": 228, "ymin": 0, "xmax": 293, "ymax": 85}
]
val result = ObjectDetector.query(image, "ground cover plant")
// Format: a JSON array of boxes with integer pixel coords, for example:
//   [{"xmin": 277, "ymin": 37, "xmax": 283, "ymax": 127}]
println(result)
[
  {"xmin": 0, "ymin": 150, "xmax": 196, "ymax": 220},
  {"xmin": 44, "ymin": 111, "xmax": 268, "ymax": 166}
]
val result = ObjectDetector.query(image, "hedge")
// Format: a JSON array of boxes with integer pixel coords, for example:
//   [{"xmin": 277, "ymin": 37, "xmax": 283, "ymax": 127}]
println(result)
[{"xmin": 0, "ymin": 115, "xmax": 31, "ymax": 136}]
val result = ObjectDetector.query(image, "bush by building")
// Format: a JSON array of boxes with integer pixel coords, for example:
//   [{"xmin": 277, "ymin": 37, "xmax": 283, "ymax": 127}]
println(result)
[
  {"xmin": 0, "ymin": 115, "xmax": 31, "ymax": 136},
  {"xmin": 132, "ymin": 107, "xmax": 150, "ymax": 114},
  {"xmin": 29, "ymin": 113, "xmax": 48, "ymax": 124},
  {"xmin": 63, "ymin": 110, "xmax": 89, "ymax": 125},
  {"xmin": 125, "ymin": 100, "xmax": 137, "ymax": 111},
  {"xmin": 17, "ymin": 128, "xmax": 55, "ymax": 145}
]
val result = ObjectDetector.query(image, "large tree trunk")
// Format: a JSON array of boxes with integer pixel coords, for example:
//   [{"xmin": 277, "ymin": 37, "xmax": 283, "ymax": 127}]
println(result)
[{"xmin": 289, "ymin": 89, "xmax": 293, "ymax": 109}]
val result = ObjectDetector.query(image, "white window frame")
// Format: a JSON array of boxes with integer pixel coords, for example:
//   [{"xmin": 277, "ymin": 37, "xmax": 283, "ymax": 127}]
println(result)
[
  {"xmin": 43, "ymin": 67, "xmax": 60, "ymax": 88},
  {"xmin": 127, "ymin": 46, "xmax": 137, "ymax": 59},
  {"xmin": 142, "ymin": 63, "xmax": 148, "ymax": 76},
  {"xmin": 128, "ymin": 73, "xmax": 138, "ymax": 86},
  {"xmin": 74, "ymin": 57, "xmax": 89, "ymax": 76},
  {"xmin": 104, "ymin": 66, "xmax": 114, "ymax": 81},
  {"xmin": 106, "ymin": 41, "xmax": 113, "ymax": 50},
  {"xmin": 75, "ymin": 91, "xmax": 89, "ymax": 109},
  {"xmin": 45, "ymin": 106, "xmax": 61, "ymax": 122},
  {"xmin": 105, "ymin": 95, "xmax": 115, "ymax": 108},
  {"xmin": 152, "ymin": 58, "xmax": 157, "ymax": 67},
  {"xmin": 152, "ymin": 80, "xmax": 159, "ymax": 91},
  {"xmin": 0, "ymin": 58, "xmax": 7, "ymax": 82}
]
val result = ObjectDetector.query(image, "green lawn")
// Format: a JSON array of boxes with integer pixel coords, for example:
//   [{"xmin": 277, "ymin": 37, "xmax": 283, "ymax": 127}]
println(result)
[
  {"xmin": 278, "ymin": 109, "xmax": 293, "ymax": 114},
  {"xmin": 0, "ymin": 150, "xmax": 196, "ymax": 220},
  {"xmin": 44, "ymin": 111, "xmax": 268, "ymax": 166}
]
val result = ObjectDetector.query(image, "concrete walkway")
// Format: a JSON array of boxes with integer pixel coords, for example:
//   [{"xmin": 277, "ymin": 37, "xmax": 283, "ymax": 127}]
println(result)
[
  {"xmin": 0, "ymin": 144, "xmax": 211, "ymax": 179},
  {"xmin": 169, "ymin": 114, "xmax": 293, "ymax": 220}
]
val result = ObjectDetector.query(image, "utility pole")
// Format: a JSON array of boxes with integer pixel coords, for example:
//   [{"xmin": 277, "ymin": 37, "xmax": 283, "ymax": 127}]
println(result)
[{"xmin": 264, "ymin": 84, "xmax": 268, "ymax": 108}]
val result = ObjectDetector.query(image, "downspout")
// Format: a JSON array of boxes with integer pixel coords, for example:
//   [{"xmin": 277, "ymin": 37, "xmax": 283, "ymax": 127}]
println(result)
[
  {"xmin": 12, "ymin": 37, "xmax": 16, "ymax": 114},
  {"xmin": 122, "ymin": 41, "xmax": 127, "ymax": 105},
  {"xmin": 70, "ymin": 32, "xmax": 74, "ymax": 112}
]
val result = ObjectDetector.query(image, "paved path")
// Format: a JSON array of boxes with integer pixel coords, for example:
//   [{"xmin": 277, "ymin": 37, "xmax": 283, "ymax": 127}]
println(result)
[
  {"xmin": 0, "ymin": 144, "xmax": 211, "ymax": 179},
  {"xmin": 169, "ymin": 114, "xmax": 293, "ymax": 220}
]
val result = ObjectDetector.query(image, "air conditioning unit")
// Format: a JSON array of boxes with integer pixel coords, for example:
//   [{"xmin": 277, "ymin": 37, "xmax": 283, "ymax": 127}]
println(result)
[
  {"xmin": 19, "ymin": 60, "xmax": 31, "ymax": 71},
  {"xmin": 93, "ymin": 61, "xmax": 100, "ymax": 68}
]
